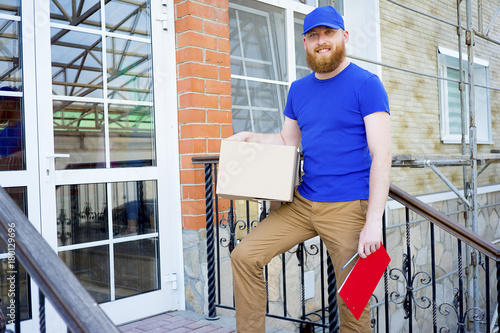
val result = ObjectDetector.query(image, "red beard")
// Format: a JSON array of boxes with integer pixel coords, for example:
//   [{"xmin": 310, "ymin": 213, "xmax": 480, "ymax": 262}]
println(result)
[{"xmin": 306, "ymin": 41, "xmax": 346, "ymax": 74}]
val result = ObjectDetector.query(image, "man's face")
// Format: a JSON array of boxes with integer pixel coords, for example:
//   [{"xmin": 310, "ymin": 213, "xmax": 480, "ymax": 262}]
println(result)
[{"xmin": 303, "ymin": 26, "xmax": 347, "ymax": 74}]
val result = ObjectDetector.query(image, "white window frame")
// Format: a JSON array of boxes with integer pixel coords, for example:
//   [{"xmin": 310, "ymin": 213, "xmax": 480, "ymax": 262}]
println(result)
[{"xmin": 438, "ymin": 46, "xmax": 493, "ymax": 144}]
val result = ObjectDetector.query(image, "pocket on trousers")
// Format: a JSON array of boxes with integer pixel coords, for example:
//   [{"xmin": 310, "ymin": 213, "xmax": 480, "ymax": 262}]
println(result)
[{"xmin": 358, "ymin": 200, "xmax": 368, "ymax": 216}]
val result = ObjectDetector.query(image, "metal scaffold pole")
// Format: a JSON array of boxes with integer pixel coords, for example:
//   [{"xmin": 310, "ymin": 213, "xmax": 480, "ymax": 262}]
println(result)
[{"xmin": 465, "ymin": 0, "xmax": 480, "ymax": 331}]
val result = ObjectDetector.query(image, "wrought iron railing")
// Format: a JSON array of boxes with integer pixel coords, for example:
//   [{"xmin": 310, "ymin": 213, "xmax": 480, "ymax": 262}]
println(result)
[
  {"xmin": 193, "ymin": 156, "xmax": 500, "ymax": 333},
  {"xmin": 0, "ymin": 187, "xmax": 119, "ymax": 333}
]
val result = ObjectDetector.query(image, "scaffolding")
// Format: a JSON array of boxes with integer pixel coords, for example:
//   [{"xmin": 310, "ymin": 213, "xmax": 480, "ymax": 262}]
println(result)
[{"xmin": 343, "ymin": 0, "xmax": 500, "ymax": 331}]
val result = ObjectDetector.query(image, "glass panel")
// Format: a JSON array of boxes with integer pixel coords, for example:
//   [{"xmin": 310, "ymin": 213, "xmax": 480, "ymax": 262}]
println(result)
[
  {"xmin": 294, "ymin": 13, "xmax": 311, "ymax": 80},
  {"xmin": 56, "ymin": 183, "xmax": 108, "ymax": 246},
  {"xmin": 106, "ymin": 37, "xmax": 152, "ymax": 102},
  {"xmin": 105, "ymin": 0, "xmax": 151, "ymax": 38},
  {"xmin": 108, "ymin": 103, "xmax": 154, "ymax": 168},
  {"xmin": 114, "ymin": 238, "xmax": 159, "ymax": 299},
  {"xmin": 0, "ymin": 187, "xmax": 25, "ymax": 253},
  {"xmin": 112, "ymin": 181, "xmax": 158, "ymax": 237},
  {"xmin": 51, "ymin": 28, "xmax": 103, "ymax": 98},
  {"xmin": 0, "ymin": 187, "xmax": 30, "ymax": 321},
  {"xmin": 53, "ymin": 101, "xmax": 105, "ymax": 170},
  {"xmin": 232, "ymin": 109, "xmax": 250, "ymax": 133},
  {"xmin": 0, "ymin": 260, "xmax": 30, "ymax": 321},
  {"xmin": 231, "ymin": 79, "xmax": 285, "ymax": 134},
  {"xmin": 0, "ymin": 0, "xmax": 20, "ymax": 15},
  {"xmin": 446, "ymin": 67, "xmax": 463, "ymax": 135},
  {"xmin": 0, "ymin": 19, "xmax": 21, "ymax": 89},
  {"xmin": 0, "ymin": 89, "xmax": 24, "ymax": 171},
  {"xmin": 59, "ymin": 245, "xmax": 110, "ymax": 303},
  {"xmin": 50, "ymin": 0, "xmax": 101, "ymax": 30},
  {"xmin": 229, "ymin": 1, "xmax": 287, "ymax": 82},
  {"xmin": 0, "ymin": 19, "xmax": 24, "ymax": 171}
]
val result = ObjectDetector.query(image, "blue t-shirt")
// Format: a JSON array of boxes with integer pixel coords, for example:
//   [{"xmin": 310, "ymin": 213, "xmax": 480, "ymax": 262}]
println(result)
[{"xmin": 284, "ymin": 63, "xmax": 389, "ymax": 202}]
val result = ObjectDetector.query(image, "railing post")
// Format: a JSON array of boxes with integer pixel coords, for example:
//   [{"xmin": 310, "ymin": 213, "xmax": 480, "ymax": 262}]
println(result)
[
  {"xmin": 204, "ymin": 163, "xmax": 218, "ymax": 320},
  {"xmin": 497, "ymin": 261, "xmax": 500, "ymax": 330},
  {"xmin": 39, "ymin": 290, "xmax": 46, "ymax": 333},
  {"xmin": 327, "ymin": 254, "xmax": 339, "ymax": 333}
]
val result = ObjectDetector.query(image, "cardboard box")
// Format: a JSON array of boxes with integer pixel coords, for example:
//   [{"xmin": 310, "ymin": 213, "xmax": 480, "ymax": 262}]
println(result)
[{"xmin": 216, "ymin": 140, "xmax": 299, "ymax": 202}]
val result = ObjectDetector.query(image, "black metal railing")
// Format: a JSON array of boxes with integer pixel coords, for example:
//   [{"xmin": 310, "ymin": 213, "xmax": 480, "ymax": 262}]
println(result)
[
  {"xmin": 0, "ymin": 187, "xmax": 119, "ymax": 333},
  {"xmin": 194, "ymin": 156, "xmax": 500, "ymax": 333}
]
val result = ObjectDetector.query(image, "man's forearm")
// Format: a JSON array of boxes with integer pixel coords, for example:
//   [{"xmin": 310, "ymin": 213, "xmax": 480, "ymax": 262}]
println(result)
[{"xmin": 366, "ymin": 154, "xmax": 391, "ymax": 225}]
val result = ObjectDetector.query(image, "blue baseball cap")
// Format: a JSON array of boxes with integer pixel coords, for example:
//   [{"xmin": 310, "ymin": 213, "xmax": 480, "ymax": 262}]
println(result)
[{"xmin": 302, "ymin": 6, "xmax": 345, "ymax": 35}]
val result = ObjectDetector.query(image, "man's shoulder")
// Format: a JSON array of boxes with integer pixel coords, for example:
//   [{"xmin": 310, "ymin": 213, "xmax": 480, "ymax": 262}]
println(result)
[{"xmin": 346, "ymin": 63, "xmax": 378, "ymax": 81}]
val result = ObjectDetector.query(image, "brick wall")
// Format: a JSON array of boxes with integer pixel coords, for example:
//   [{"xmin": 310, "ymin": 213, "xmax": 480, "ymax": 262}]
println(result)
[{"xmin": 175, "ymin": 0, "xmax": 232, "ymax": 230}]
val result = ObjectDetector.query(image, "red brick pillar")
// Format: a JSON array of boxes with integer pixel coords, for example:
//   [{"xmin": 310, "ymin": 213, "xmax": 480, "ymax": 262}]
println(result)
[{"xmin": 175, "ymin": 0, "xmax": 232, "ymax": 230}]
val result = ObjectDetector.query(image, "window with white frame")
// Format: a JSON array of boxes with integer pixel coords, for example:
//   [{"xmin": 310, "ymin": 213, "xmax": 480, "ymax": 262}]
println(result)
[
  {"xmin": 438, "ymin": 47, "xmax": 492, "ymax": 144},
  {"xmin": 229, "ymin": 0, "xmax": 343, "ymax": 134}
]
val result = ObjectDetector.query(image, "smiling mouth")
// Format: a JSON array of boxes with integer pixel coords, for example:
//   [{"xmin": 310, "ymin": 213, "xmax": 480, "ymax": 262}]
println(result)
[{"xmin": 315, "ymin": 46, "xmax": 331, "ymax": 54}]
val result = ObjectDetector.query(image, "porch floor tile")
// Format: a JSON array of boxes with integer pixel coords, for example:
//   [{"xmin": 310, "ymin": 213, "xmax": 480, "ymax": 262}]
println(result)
[{"xmin": 119, "ymin": 310, "xmax": 295, "ymax": 333}]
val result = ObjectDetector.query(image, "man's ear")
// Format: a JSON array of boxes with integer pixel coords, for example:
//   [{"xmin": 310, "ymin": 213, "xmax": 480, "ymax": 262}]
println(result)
[{"xmin": 343, "ymin": 30, "xmax": 349, "ymax": 43}]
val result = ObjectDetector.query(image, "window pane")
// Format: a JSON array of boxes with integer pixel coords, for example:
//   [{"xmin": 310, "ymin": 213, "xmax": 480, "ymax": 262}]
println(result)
[
  {"xmin": 229, "ymin": 1, "xmax": 287, "ymax": 82},
  {"xmin": 0, "ymin": 19, "xmax": 21, "ymax": 88},
  {"xmin": 56, "ymin": 183, "xmax": 109, "ymax": 246},
  {"xmin": 106, "ymin": 38, "xmax": 152, "ymax": 102},
  {"xmin": 51, "ymin": 28, "xmax": 103, "ymax": 98},
  {"xmin": 0, "ymin": 0, "xmax": 20, "ymax": 15},
  {"xmin": 105, "ymin": 0, "xmax": 151, "ymax": 39},
  {"xmin": 0, "ymin": 259, "xmax": 30, "ymax": 321},
  {"xmin": 0, "ymin": 18, "xmax": 24, "ymax": 171},
  {"xmin": 108, "ymin": 104, "xmax": 155, "ymax": 168},
  {"xmin": 231, "ymin": 78, "xmax": 285, "ymax": 133},
  {"xmin": 294, "ymin": 13, "xmax": 311, "ymax": 80},
  {"xmin": 111, "ymin": 181, "xmax": 158, "ymax": 237},
  {"xmin": 53, "ymin": 101, "xmax": 105, "ymax": 170},
  {"xmin": 0, "ymin": 187, "xmax": 30, "ymax": 321},
  {"xmin": 446, "ymin": 67, "xmax": 462, "ymax": 135},
  {"xmin": 59, "ymin": 245, "xmax": 110, "ymax": 303},
  {"xmin": 50, "ymin": 0, "xmax": 101, "ymax": 30},
  {"xmin": 114, "ymin": 238, "xmax": 159, "ymax": 299}
]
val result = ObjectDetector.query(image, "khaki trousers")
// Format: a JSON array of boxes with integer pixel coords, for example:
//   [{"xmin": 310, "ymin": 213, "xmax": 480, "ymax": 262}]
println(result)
[{"xmin": 231, "ymin": 189, "xmax": 371, "ymax": 333}]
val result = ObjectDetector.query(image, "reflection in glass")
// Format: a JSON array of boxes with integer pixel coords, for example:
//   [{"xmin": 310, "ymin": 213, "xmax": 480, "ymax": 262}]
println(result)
[
  {"xmin": 229, "ymin": 1, "xmax": 287, "ymax": 134},
  {"xmin": 108, "ymin": 104, "xmax": 154, "ymax": 167},
  {"xmin": 53, "ymin": 101, "xmax": 105, "ymax": 170},
  {"xmin": 0, "ymin": 260, "xmax": 30, "ymax": 321},
  {"xmin": 59, "ymin": 246, "xmax": 110, "ymax": 303},
  {"xmin": 231, "ymin": 79, "xmax": 285, "ymax": 133},
  {"xmin": 51, "ymin": 29, "xmax": 103, "ymax": 98},
  {"xmin": 50, "ymin": 0, "xmax": 101, "ymax": 30},
  {"xmin": 0, "ymin": 187, "xmax": 25, "ymax": 253},
  {"xmin": 0, "ymin": 87, "xmax": 24, "ymax": 171},
  {"xmin": 294, "ymin": 13, "xmax": 311, "ymax": 80},
  {"xmin": 229, "ymin": 3, "xmax": 287, "ymax": 82},
  {"xmin": 107, "ymin": 38, "xmax": 152, "ymax": 102},
  {"xmin": 112, "ymin": 181, "xmax": 157, "ymax": 237},
  {"xmin": 0, "ymin": 19, "xmax": 21, "ymax": 89},
  {"xmin": 56, "ymin": 183, "xmax": 108, "ymax": 246},
  {"xmin": 0, "ymin": 1, "xmax": 19, "ymax": 16},
  {"xmin": 105, "ymin": 0, "xmax": 151, "ymax": 38},
  {"xmin": 114, "ymin": 238, "xmax": 159, "ymax": 299},
  {"xmin": 0, "ymin": 186, "xmax": 30, "ymax": 320}
]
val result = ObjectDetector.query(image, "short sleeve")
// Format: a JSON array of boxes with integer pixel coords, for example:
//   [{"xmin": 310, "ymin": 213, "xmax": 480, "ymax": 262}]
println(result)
[
  {"xmin": 283, "ymin": 83, "xmax": 297, "ymax": 120},
  {"xmin": 358, "ymin": 75, "xmax": 390, "ymax": 118}
]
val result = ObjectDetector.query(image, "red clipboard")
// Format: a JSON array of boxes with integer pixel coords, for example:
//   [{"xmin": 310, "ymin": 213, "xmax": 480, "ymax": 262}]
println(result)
[{"xmin": 338, "ymin": 243, "xmax": 390, "ymax": 320}]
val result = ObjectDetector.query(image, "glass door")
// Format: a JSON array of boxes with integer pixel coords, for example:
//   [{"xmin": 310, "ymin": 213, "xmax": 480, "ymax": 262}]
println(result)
[
  {"xmin": 0, "ymin": 0, "xmax": 40, "ymax": 331},
  {"xmin": 34, "ymin": 0, "xmax": 181, "ymax": 329}
]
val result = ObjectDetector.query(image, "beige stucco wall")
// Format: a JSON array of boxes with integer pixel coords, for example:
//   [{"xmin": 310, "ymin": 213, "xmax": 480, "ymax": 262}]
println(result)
[{"xmin": 379, "ymin": 0, "xmax": 500, "ymax": 195}]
